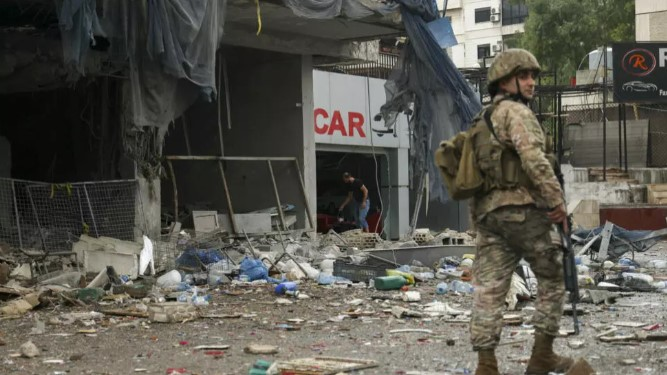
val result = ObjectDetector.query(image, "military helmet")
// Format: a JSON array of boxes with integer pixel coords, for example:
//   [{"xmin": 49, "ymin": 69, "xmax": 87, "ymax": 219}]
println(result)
[{"xmin": 487, "ymin": 48, "xmax": 541, "ymax": 84}]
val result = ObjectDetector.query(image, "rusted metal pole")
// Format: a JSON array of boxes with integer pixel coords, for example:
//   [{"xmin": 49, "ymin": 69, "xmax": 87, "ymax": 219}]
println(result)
[
  {"xmin": 217, "ymin": 160, "xmax": 238, "ymax": 234},
  {"xmin": 167, "ymin": 160, "xmax": 178, "ymax": 223},
  {"xmin": 267, "ymin": 161, "xmax": 287, "ymax": 231}
]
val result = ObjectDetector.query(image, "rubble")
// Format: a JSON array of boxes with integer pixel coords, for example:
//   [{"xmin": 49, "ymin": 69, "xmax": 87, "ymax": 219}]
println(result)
[
  {"xmin": 0, "ymin": 222, "xmax": 664, "ymax": 374},
  {"xmin": 19, "ymin": 340, "xmax": 40, "ymax": 358}
]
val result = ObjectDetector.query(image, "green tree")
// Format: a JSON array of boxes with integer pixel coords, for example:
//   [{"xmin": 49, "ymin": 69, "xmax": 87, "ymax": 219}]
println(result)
[{"xmin": 519, "ymin": 0, "xmax": 635, "ymax": 84}]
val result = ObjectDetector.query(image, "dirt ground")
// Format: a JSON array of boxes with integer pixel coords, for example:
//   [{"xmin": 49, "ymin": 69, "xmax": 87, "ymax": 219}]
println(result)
[{"xmin": 1, "ymin": 248, "xmax": 667, "ymax": 375}]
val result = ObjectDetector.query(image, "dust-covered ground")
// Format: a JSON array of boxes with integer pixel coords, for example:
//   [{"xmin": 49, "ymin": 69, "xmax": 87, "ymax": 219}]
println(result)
[{"xmin": 1, "ymin": 248, "xmax": 667, "ymax": 375}]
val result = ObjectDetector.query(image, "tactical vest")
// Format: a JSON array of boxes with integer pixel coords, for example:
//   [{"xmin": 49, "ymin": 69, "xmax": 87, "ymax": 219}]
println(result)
[{"xmin": 470, "ymin": 104, "xmax": 537, "ymax": 192}]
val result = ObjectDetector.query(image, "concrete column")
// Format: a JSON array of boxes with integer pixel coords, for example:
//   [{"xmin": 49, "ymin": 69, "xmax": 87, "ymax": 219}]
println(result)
[
  {"xmin": 301, "ymin": 55, "xmax": 317, "ymax": 232},
  {"xmin": 382, "ymin": 148, "xmax": 409, "ymax": 240},
  {"xmin": 135, "ymin": 174, "xmax": 161, "ymax": 241}
]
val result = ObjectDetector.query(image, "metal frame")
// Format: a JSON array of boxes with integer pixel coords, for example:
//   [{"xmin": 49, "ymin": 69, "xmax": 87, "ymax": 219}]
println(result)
[{"xmin": 164, "ymin": 155, "xmax": 315, "ymax": 235}]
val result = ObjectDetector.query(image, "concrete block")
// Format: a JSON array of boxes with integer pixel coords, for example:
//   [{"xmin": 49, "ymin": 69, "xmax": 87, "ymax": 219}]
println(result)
[
  {"xmin": 271, "ymin": 214, "xmax": 297, "ymax": 230},
  {"xmin": 219, "ymin": 213, "xmax": 272, "ymax": 233},
  {"xmin": 84, "ymin": 250, "xmax": 139, "ymax": 279},
  {"xmin": 72, "ymin": 235, "xmax": 142, "ymax": 262},
  {"xmin": 193, "ymin": 211, "xmax": 219, "ymax": 233},
  {"xmin": 648, "ymin": 184, "xmax": 667, "ymax": 205}
]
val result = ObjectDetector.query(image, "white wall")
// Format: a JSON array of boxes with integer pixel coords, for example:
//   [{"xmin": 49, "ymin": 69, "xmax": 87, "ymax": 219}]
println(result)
[
  {"xmin": 636, "ymin": 0, "xmax": 667, "ymax": 42},
  {"xmin": 439, "ymin": 0, "xmax": 525, "ymax": 68}
]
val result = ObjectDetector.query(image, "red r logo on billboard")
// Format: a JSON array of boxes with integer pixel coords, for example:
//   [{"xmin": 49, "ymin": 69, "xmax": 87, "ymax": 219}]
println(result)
[{"xmin": 622, "ymin": 48, "xmax": 657, "ymax": 77}]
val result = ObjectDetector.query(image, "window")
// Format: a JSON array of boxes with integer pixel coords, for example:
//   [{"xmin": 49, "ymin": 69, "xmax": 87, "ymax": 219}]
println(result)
[
  {"xmin": 475, "ymin": 7, "xmax": 491, "ymax": 23},
  {"xmin": 503, "ymin": 34, "xmax": 521, "ymax": 49},
  {"xmin": 502, "ymin": 0, "xmax": 528, "ymax": 26},
  {"xmin": 477, "ymin": 44, "xmax": 491, "ymax": 60}
]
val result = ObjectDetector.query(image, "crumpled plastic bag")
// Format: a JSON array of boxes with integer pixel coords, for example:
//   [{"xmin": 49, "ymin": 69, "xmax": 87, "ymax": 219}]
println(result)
[
  {"xmin": 239, "ymin": 257, "xmax": 268, "ymax": 281},
  {"xmin": 139, "ymin": 235, "xmax": 155, "ymax": 276},
  {"xmin": 506, "ymin": 273, "xmax": 531, "ymax": 311}
]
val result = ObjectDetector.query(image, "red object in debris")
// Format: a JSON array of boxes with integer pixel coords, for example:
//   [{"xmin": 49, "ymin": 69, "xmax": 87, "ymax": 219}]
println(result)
[
  {"xmin": 166, "ymin": 369, "xmax": 187, "ymax": 375},
  {"xmin": 179, "ymin": 341, "xmax": 188, "ymax": 346},
  {"xmin": 599, "ymin": 206, "xmax": 667, "ymax": 230},
  {"xmin": 400, "ymin": 285, "xmax": 409, "ymax": 292},
  {"xmin": 643, "ymin": 323, "xmax": 663, "ymax": 331},
  {"xmin": 204, "ymin": 350, "xmax": 225, "ymax": 357}
]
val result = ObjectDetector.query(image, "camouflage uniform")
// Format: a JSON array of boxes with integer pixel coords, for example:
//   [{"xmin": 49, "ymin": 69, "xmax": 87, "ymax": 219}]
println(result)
[{"xmin": 470, "ymin": 93, "xmax": 566, "ymax": 350}]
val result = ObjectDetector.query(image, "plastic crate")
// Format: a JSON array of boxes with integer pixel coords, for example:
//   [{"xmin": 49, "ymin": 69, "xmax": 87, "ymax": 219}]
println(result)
[{"xmin": 333, "ymin": 260, "xmax": 386, "ymax": 283}]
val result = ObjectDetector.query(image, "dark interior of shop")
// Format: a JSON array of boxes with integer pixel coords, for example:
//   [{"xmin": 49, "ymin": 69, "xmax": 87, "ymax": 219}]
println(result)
[{"xmin": 315, "ymin": 150, "xmax": 385, "ymax": 234}]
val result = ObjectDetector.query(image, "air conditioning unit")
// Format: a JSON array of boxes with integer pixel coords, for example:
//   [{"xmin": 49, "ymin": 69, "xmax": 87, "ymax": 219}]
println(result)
[
  {"xmin": 490, "ymin": 14, "xmax": 500, "ymax": 22},
  {"xmin": 492, "ymin": 44, "xmax": 503, "ymax": 53}
]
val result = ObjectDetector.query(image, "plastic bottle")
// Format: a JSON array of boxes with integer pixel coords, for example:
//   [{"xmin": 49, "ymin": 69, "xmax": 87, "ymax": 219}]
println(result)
[
  {"xmin": 177, "ymin": 292, "xmax": 191, "ymax": 303},
  {"xmin": 208, "ymin": 269, "xmax": 227, "ymax": 285},
  {"xmin": 174, "ymin": 282, "xmax": 192, "ymax": 292},
  {"xmin": 436, "ymin": 282, "xmax": 449, "ymax": 295},
  {"xmin": 373, "ymin": 276, "xmax": 406, "ymax": 290},
  {"xmin": 385, "ymin": 269, "xmax": 415, "ymax": 285},
  {"xmin": 275, "ymin": 281, "xmax": 298, "ymax": 295},
  {"xmin": 317, "ymin": 274, "xmax": 335, "ymax": 285},
  {"xmin": 451, "ymin": 280, "xmax": 474, "ymax": 293}
]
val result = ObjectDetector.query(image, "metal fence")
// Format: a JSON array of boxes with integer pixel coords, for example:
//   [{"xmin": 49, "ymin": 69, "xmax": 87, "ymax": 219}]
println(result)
[
  {"xmin": 0, "ymin": 178, "xmax": 137, "ymax": 253},
  {"xmin": 561, "ymin": 102, "xmax": 667, "ymax": 167},
  {"xmin": 315, "ymin": 53, "xmax": 399, "ymax": 80}
]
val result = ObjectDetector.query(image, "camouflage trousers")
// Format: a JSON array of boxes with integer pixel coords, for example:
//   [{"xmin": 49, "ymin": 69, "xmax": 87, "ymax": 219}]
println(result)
[{"xmin": 470, "ymin": 205, "xmax": 565, "ymax": 350}]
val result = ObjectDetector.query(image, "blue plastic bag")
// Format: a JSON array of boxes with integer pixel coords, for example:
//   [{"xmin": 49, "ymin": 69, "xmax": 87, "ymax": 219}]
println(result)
[{"xmin": 239, "ymin": 257, "xmax": 268, "ymax": 281}]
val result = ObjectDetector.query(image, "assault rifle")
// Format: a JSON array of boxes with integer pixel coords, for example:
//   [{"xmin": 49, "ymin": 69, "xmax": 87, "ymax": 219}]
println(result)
[
  {"xmin": 555, "ymin": 164, "xmax": 580, "ymax": 335},
  {"xmin": 559, "ymin": 219, "xmax": 580, "ymax": 335}
]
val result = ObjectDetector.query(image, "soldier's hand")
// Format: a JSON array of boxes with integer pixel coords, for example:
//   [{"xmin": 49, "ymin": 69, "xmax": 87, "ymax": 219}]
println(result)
[{"xmin": 547, "ymin": 203, "xmax": 568, "ymax": 232}]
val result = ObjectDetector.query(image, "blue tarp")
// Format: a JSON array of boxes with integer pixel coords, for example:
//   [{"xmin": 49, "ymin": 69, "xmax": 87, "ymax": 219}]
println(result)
[
  {"xmin": 378, "ymin": 0, "xmax": 482, "ymax": 203},
  {"xmin": 283, "ymin": 0, "xmax": 481, "ymax": 203}
]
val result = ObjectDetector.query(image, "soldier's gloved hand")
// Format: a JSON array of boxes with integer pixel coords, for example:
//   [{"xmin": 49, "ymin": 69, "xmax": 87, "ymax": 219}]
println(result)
[{"xmin": 547, "ymin": 203, "xmax": 569, "ymax": 233}]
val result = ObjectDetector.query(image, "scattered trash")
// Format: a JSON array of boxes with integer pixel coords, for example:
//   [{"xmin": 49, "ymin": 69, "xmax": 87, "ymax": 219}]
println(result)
[
  {"xmin": 244, "ymin": 344, "xmax": 279, "ymax": 354},
  {"xmin": 193, "ymin": 344, "xmax": 230, "ymax": 350},
  {"xmin": 266, "ymin": 356, "xmax": 378, "ymax": 374},
  {"xmin": 401, "ymin": 291, "xmax": 421, "ymax": 302},
  {"xmin": 389, "ymin": 329, "xmax": 433, "ymax": 334},
  {"xmin": 19, "ymin": 341, "xmax": 40, "ymax": 358},
  {"xmin": 374, "ymin": 276, "xmax": 407, "ymax": 290},
  {"xmin": 568, "ymin": 340, "xmax": 585, "ymax": 349},
  {"xmin": 148, "ymin": 302, "xmax": 198, "ymax": 323},
  {"xmin": 0, "ymin": 292, "xmax": 41, "ymax": 316}
]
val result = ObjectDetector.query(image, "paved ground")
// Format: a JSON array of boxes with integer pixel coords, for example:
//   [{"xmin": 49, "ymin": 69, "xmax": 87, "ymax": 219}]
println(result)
[{"xmin": 1, "ymin": 247, "xmax": 666, "ymax": 375}]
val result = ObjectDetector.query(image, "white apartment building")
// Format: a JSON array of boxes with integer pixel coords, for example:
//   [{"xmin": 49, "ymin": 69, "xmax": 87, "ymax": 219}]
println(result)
[{"xmin": 438, "ymin": 0, "xmax": 528, "ymax": 68}]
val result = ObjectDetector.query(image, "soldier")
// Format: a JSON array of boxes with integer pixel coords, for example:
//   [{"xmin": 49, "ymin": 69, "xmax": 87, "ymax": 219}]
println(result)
[{"xmin": 469, "ymin": 49, "xmax": 574, "ymax": 375}]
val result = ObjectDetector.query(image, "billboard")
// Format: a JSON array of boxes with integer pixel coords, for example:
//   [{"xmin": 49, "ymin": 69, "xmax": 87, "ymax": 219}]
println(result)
[
  {"xmin": 313, "ymin": 70, "xmax": 410, "ymax": 149},
  {"xmin": 612, "ymin": 42, "xmax": 667, "ymax": 103}
]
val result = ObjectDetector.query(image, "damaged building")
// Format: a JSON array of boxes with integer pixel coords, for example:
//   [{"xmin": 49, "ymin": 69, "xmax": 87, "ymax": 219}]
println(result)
[{"xmin": 0, "ymin": 0, "xmax": 417, "ymax": 258}]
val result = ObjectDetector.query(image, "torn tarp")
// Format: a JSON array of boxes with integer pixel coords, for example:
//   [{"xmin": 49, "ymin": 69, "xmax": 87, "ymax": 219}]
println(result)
[
  {"xmin": 573, "ymin": 224, "xmax": 666, "ymax": 260},
  {"xmin": 378, "ymin": 0, "xmax": 482, "ymax": 203},
  {"xmin": 56, "ymin": 0, "xmax": 228, "ymax": 128},
  {"xmin": 282, "ymin": 0, "xmax": 399, "ymax": 19}
]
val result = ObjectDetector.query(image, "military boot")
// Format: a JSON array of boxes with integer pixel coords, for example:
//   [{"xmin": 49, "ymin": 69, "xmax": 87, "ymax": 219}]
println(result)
[
  {"xmin": 475, "ymin": 349, "xmax": 500, "ymax": 375},
  {"xmin": 525, "ymin": 332, "xmax": 574, "ymax": 375}
]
